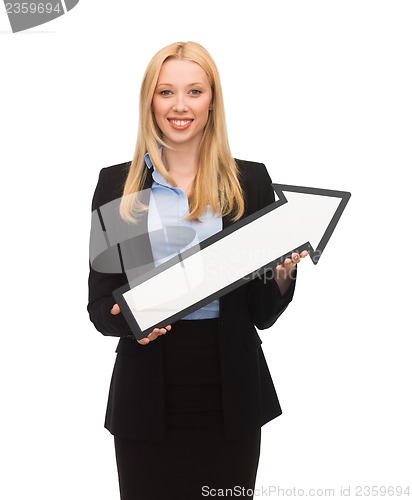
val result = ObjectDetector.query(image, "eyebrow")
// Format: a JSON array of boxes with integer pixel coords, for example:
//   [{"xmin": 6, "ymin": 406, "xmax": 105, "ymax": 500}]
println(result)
[{"xmin": 156, "ymin": 82, "xmax": 206, "ymax": 87}]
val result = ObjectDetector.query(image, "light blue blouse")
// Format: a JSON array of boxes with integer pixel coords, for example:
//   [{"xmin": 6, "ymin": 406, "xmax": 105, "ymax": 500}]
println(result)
[{"xmin": 145, "ymin": 153, "xmax": 222, "ymax": 319}]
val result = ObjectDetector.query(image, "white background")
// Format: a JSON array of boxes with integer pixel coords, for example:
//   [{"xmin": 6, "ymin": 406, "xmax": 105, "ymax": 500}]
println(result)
[{"xmin": 1, "ymin": 1, "xmax": 411, "ymax": 498}]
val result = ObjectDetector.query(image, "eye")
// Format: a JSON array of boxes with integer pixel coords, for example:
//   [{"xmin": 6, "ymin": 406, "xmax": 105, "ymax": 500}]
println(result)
[
  {"xmin": 159, "ymin": 90, "xmax": 172, "ymax": 96},
  {"xmin": 189, "ymin": 89, "xmax": 202, "ymax": 95}
]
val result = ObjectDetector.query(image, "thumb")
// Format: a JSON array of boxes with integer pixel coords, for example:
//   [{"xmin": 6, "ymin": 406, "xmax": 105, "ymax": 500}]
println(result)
[{"xmin": 110, "ymin": 303, "xmax": 121, "ymax": 315}]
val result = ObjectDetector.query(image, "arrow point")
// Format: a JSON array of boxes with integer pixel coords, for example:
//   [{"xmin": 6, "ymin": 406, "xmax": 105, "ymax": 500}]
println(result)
[{"xmin": 272, "ymin": 184, "xmax": 351, "ymax": 264}]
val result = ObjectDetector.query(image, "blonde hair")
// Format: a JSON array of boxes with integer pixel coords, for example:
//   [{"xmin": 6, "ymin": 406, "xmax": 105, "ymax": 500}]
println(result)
[{"xmin": 119, "ymin": 41, "xmax": 244, "ymax": 223}]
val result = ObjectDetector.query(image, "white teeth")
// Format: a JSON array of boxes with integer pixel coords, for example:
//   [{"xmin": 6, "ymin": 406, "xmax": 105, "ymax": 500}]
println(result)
[{"xmin": 170, "ymin": 120, "xmax": 191, "ymax": 126}]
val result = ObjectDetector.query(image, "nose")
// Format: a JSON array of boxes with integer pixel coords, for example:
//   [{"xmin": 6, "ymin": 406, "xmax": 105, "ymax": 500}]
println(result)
[{"xmin": 172, "ymin": 93, "xmax": 188, "ymax": 113}]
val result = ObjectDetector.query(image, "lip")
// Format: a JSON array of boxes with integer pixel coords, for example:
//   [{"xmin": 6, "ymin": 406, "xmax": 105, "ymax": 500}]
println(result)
[{"xmin": 167, "ymin": 118, "xmax": 194, "ymax": 131}]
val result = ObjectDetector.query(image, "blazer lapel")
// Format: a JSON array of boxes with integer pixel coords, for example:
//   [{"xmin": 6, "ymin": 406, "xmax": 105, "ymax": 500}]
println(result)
[
  {"xmin": 220, "ymin": 201, "xmax": 250, "ymax": 317},
  {"xmin": 137, "ymin": 168, "xmax": 155, "ymax": 274},
  {"xmin": 121, "ymin": 169, "xmax": 155, "ymax": 281}
]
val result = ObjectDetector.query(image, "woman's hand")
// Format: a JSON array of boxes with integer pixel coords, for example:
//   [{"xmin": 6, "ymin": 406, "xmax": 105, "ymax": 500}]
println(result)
[
  {"xmin": 110, "ymin": 303, "xmax": 172, "ymax": 345},
  {"xmin": 136, "ymin": 325, "xmax": 172, "ymax": 345},
  {"xmin": 274, "ymin": 250, "xmax": 309, "ymax": 295}
]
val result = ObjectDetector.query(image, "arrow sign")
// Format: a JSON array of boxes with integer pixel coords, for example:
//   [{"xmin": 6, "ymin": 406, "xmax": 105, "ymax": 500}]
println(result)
[{"xmin": 112, "ymin": 184, "xmax": 351, "ymax": 339}]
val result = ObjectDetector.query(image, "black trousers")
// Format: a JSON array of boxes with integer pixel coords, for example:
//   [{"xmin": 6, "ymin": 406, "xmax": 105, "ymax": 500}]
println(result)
[{"xmin": 113, "ymin": 319, "xmax": 261, "ymax": 500}]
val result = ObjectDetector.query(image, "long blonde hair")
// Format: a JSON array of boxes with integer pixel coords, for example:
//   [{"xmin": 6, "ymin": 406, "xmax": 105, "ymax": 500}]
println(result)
[{"xmin": 119, "ymin": 41, "xmax": 245, "ymax": 223}]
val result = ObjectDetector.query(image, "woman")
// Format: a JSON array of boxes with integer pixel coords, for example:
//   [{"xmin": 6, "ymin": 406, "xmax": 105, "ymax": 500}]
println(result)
[{"xmin": 87, "ymin": 41, "xmax": 307, "ymax": 500}]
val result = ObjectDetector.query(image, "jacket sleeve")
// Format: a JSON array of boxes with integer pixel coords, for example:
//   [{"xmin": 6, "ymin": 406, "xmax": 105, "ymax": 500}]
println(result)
[
  {"xmin": 87, "ymin": 168, "xmax": 135, "ymax": 338},
  {"xmin": 246, "ymin": 163, "xmax": 297, "ymax": 330}
]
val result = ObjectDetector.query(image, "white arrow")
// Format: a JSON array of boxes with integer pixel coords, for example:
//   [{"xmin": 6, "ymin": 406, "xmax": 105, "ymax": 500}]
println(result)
[
  {"xmin": 113, "ymin": 184, "xmax": 351, "ymax": 338},
  {"xmin": 270, "ymin": 184, "xmax": 351, "ymax": 264}
]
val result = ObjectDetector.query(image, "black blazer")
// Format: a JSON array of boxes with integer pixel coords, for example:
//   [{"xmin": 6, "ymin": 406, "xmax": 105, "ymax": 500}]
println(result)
[{"xmin": 87, "ymin": 159, "xmax": 297, "ymax": 442}]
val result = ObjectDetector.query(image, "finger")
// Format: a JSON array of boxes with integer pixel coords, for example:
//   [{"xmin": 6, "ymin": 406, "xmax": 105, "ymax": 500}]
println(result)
[
  {"xmin": 110, "ymin": 303, "xmax": 121, "ymax": 315},
  {"xmin": 284, "ymin": 257, "xmax": 297, "ymax": 268},
  {"xmin": 291, "ymin": 253, "xmax": 300, "ymax": 263},
  {"xmin": 276, "ymin": 259, "xmax": 293, "ymax": 271},
  {"xmin": 138, "ymin": 330, "xmax": 158, "ymax": 344},
  {"xmin": 149, "ymin": 327, "xmax": 168, "ymax": 340},
  {"xmin": 300, "ymin": 250, "xmax": 309, "ymax": 258},
  {"xmin": 147, "ymin": 328, "xmax": 160, "ymax": 341},
  {"xmin": 138, "ymin": 326, "xmax": 172, "ymax": 345},
  {"xmin": 153, "ymin": 325, "xmax": 172, "ymax": 335}
]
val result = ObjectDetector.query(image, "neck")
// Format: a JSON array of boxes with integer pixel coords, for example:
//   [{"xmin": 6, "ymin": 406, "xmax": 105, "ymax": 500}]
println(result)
[
  {"xmin": 161, "ymin": 143, "xmax": 200, "ymax": 196},
  {"xmin": 162, "ymin": 141, "xmax": 199, "ymax": 176}
]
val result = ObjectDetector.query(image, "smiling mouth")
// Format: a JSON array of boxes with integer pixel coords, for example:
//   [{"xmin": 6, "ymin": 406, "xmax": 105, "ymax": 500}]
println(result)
[{"xmin": 168, "ymin": 119, "xmax": 193, "ymax": 130}]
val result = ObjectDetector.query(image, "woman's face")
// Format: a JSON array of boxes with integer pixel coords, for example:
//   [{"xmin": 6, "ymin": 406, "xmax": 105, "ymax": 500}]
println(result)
[{"xmin": 152, "ymin": 58, "xmax": 213, "ymax": 150}]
